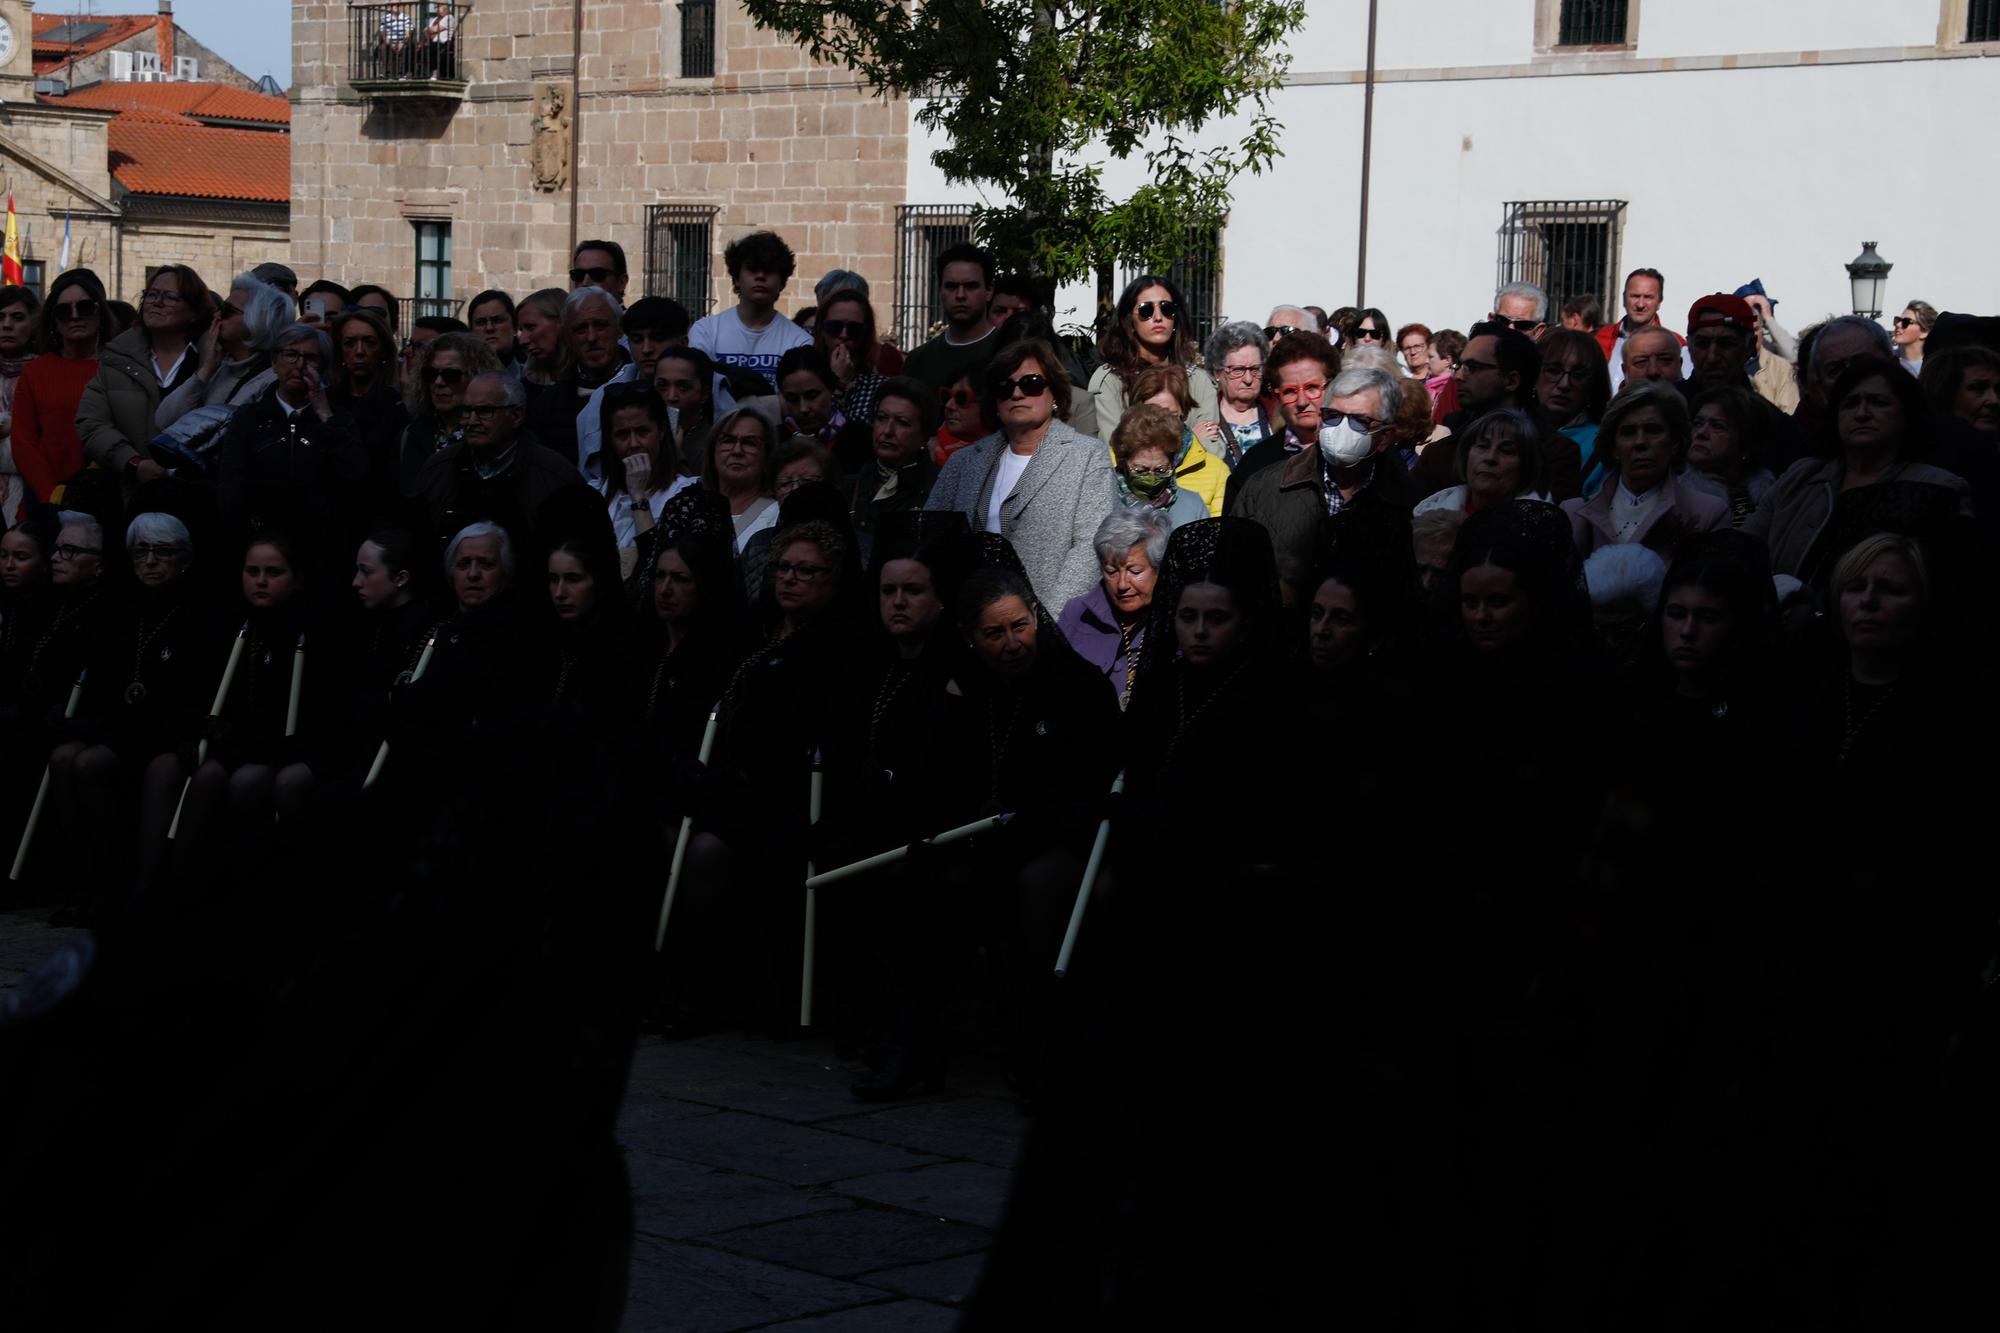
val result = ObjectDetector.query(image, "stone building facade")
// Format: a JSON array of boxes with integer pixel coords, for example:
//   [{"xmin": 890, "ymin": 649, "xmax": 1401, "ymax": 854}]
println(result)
[{"xmin": 289, "ymin": 0, "xmax": 911, "ymax": 329}]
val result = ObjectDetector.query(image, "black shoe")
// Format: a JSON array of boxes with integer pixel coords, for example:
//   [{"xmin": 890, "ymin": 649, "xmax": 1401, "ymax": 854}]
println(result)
[{"xmin": 851, "ymin": 1053, "xmax": 945, "ymax": 1102}]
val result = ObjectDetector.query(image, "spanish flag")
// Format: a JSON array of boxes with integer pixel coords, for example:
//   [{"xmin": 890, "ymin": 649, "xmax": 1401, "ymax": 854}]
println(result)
[{"xmin": 1, "ymin": 196, "xmax": 21, "ymax": 286}]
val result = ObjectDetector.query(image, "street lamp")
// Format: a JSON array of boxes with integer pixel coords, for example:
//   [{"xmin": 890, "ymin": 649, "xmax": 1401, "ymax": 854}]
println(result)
[{"xmin": 1845, "ymin": 241, "xmax": 1892, "ymax": 321}]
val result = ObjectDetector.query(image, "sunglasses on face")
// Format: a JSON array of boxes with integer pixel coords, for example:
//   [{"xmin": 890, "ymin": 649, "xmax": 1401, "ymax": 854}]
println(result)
[
  {"xmin": 141, "ymin": 289, "xmax": 185, "ymax": 306},
  {"xmin": 1135, "ymin": 300, "xmax": 1179, "ymax": 322},
  {"xmin": 1263, "ymin": 326, "xmax": 1291, "ymax": 341},
  {"xmin": 426, "ymin": 366, "xmax": 467, "ymax": 385},
  {"xmin": 1353, "ymin": 326, "xmax": 1385, "ymax": 341},
  {"xmin": 1892, "ymin": 316, "xmax": 1917, "ymax": 329},
  {"xmin": 56, "ymin": 299, "xmax": 99, "ymax": 320},
  {"xmin": 1490, "ymin": 316, "xmax": 1539, "ymax": 332},
  {"xmin": 994, "ymin": 373, "xmax": 1049, "ymax": 400},
  {"xmin": 1276, "ymin": 380, "xmax": 1326, "ymax": 404},
  {"xmin": 569, "ymin": 267, "xmax": 617, "ymax": 284},
  {"xmin": 820, "ymin": 319, "xmax": 866, "ymax": 339},
  {"xmin": 938, "ymin": 387, "xmax": 977, "ymax": 407}
]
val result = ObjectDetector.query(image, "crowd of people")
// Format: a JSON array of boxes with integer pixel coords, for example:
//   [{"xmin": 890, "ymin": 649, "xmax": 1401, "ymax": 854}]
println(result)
[{"xmin": 2, "ymin": 231, "xmax": 1998, "ymax": 1322}]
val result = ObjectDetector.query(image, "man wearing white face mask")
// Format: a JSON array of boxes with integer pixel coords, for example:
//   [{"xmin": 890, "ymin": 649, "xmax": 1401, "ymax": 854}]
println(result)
[{"xmin": 1229, "ymin": 365, "xmax": 1417, "ymax": 585}]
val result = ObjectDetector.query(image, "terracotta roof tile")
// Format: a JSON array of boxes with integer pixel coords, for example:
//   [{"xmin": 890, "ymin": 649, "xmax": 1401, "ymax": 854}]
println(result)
[
  {"xmin": 31, "ymin": 14, "xmax": 158, "ymax": 73},
  {"xmin": 106, "ymin": 110, "xmax": 289, "ymax": 205},
  {"xmin": 41, "ymin": 81, "xmax": 291, "ymax": 125}
]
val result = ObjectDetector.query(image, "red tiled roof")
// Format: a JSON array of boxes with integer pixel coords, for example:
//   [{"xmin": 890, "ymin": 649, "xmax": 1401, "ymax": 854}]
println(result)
[
  {"xmin": 31, "ymin": 13, "xmax": 158, "ymax": 74},
  {"xmin": 106, "ymin": 111, "xmax": 289, "ymax": 204},
  {"xmin": 41, "ymin": 81, "xmax": 290, "ymax": 125}
]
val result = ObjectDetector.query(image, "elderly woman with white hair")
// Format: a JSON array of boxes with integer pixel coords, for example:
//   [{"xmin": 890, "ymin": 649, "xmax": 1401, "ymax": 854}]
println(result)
[
  {"xmin": 1057, "ymin": 505, "xmax": 1171, "ymax": 709},
  {"xmin": 1560, "ymin": 379, "xmax": 1728, "ymax": 560},
  {"xmin": 155, "ymin": 272, "xmax": 293, "ymax": 433},
  {"xmin": 45, "ymin": 510, "xmax": 208, "ymax": 919},
  {"xmin": 1205, "ymin": 321, "xmax": 1277, "ymax": 467},
  {"xmin": 215, "ymin": 322, "xmax": 370, "ymax": 542}
]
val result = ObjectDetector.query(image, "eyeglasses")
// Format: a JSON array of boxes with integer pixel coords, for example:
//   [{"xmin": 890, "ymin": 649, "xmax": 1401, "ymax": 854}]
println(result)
[
  {"xmin": 52, "ymin": 544, "xmax": 102, "ymax": 561},
  {"xmin": 1124, "ymin": 465, "xmax": 1174, "ymax": 482},
  {"xmin": 140, "ymin": 289, "xmax": 186, "ymax": 306},
  {"xmin": 569, "ymin": 266, "xmax": 618, "ymax": 284},
  {"xmin": 1134, "ymin": 300, "xmax": 1179, "ymax": 322},
  {"xmin": 938, "ymin": 387, "xmax": 977, "ymax": 407},
  {"xmin": 715, "ymin": 433, "xmax": 765, "ymax": 453},
  {"xmin": 1489, "ymin": 316, "xmax": 1540, "ymax": 332},
  {"xmin": 461, "ymin": 403, "xmax": 513, "ymax": 419},
  {"xmin": 1457, "ymin": 357, "xmax": 1498, "ymax": 376},
  {"xmin": 820, "ymin": 319, "xmax": 866, "ymax": 339},
  {"xmin": 1540, "ymin": 364, "xmax": 1594, "ymax": 384},
  {"xmin": 131, "ymin": 543, "xmax": 190, "ymax": 564},
  {"xmin": 994, "ymin": 373, "xmax": 1049, "ymax": 400},
  {"xmin": 1219, "ymin": 363, "xmax": 1264, "ymax": 381},
  {"xmin": 276, "ymin": 348, "xmax": 322, "ymax": 366},
  {"xmin": 1892, "ymin": 316, "xmax": 1917, "ymax": 329},
  {"xmin": 425, "ymin": 366, "xmax": 467, "ymax": 384},
  {"xmin": 1275, "ymin": 379, "xmax": 1327, "ymax": 404},
  {"xmin": 1262, "ymin": 326, "xmax": 1291, "ymax": 341},
  {"xmin": 1353, "ymin": 326, "xmax": 1385, "ymax": 342},
  {"xmin": 773, "ymin": 560, "xmax": 831, "ymax": 582},
  {"xmin": 775, "ymin": 474, "xmax": 823, "ymax": 495},
  {"xmin": 1323, "ymin": 411, "xmax": 1385, "ymax": 434},
  {"xmin": 56, "ymin": 299, "xmax": 100, "ymax": 321}
]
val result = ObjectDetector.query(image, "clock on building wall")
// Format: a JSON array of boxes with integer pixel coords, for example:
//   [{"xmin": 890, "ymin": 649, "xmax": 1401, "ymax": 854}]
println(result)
[{"xmin": 0, "ymin": 18, "xmax": 15, "ymax": 66}]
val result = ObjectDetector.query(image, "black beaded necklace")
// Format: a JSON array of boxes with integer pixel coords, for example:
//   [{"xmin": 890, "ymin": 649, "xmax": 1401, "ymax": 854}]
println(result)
[
  {"xmin": 124, "ymin": 602, "xmax": 180, "ymax": 705},
  {"xmin": 985, "ymin": 686, "xmax": 1028, "ymax": 805}
]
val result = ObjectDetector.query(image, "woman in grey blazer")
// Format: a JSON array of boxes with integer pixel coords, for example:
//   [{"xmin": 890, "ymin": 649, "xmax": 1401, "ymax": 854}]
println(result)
[{"xmin": 923, "ymin": 338, "xmax": 1115, "ymax": 608}]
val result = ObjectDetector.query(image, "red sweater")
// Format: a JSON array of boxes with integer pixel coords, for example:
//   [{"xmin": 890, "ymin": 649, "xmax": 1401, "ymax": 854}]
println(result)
[{"xmin": 12, "ymin": 353, "xmax": 99, "ymax": 501}]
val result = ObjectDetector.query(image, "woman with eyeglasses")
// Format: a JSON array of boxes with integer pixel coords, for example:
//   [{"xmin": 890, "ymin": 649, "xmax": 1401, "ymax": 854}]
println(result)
[
  {"xmin": 215, "ymin": 324, "xmax": 369, "ymax": 548},
  {"xmin": 924, "ymin": 339, "xmax": 1115, "ymax": 610},
  {"xmin": 1533, "ymin": 328, "xmax": 1615, "ymax": 497},
  {"xmin": 932, "ymin": 369, "xmax": 992, "ymax": 467},
  {"xmin": 678, "ymin": 517, "xmax": 867, "ymax": 1034},
  {"xmin": 395, "ymin": 331, "xmax": 498, "ymax": 495},
  {"xmin": 1087, "ymin": 274, "xmax": 1222, "ymax": 448},
  {"xmin": 1204, "ymin": 322, "xmax": 1277, "ymax": 470},
  {"xmin": 848, "ymin": 376, "xmax": 941, "ymax": 563},
  {"xmin": 78, "ymin": 264, "xmax": 213, "ymax": 494},
  {"xmin": 11, "ymin": 270, "xmax": 109, "ymax": 508},
  {"xmin": 1108, "ymin": 404, "xmax": 1209, "ymax": 531},
  {"xmin": 43, "ymin": 511, "xmax": 209, "ymax": 920},
  {"xmin": 814, "ymin": 286, "xmax": 885, "ymax": 431},
  {"xmin": 701, "ymin": 405, "xmax": 781, "ymax": 547}
]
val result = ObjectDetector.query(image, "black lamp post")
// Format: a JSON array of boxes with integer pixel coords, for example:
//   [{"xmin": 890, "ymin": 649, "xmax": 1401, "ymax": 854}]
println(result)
[{"xmin": 1845, "ymin": 241, "xmax": 1892, "ymax": 321}]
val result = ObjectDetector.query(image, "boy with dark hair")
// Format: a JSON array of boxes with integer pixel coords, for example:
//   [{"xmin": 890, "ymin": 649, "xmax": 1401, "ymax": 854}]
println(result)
[{"xmin": 688, "ymin": 229, "xmax": 812, "ymax": 408}]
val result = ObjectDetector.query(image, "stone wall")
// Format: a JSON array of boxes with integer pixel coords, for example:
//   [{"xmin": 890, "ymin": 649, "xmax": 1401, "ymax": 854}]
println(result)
[
  {"xmin": 291, "ymin": 0, "xmax": 909, "ymax": 323},
  {"xmin": 120, "ymin": 208, "xmax": 290, "ymax": 297}
]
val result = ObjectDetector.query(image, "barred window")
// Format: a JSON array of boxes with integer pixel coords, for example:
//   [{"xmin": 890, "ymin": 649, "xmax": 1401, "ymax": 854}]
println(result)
[
  {"xmin": 1121, "ymin": 225, "xmax": 1225, "ymax": 354},
  {"xmin": 1495, "ymin": 200, "xmax": 1626, "ymax": 323},
  {"xmin": 644, "ymin": 204, "xmax": 718, "ymax": 314},
  {"xmin": 893, "ymin": 205, "xmax": 975, "ymax": 348},
  {"xmin": 1970, "ymin": 0, "xmax": 2000, "ymax": 43},
  {"xmin": 413, "ymin": 220, "xmax": 453, "ymax": 320},
  {"xmin": 679, "ymin": 0, "xmax": 716, "ymax": 79},
  {"xmin": 1557, "ymin": 0, "xmax": 1629, "ymax": 46}
]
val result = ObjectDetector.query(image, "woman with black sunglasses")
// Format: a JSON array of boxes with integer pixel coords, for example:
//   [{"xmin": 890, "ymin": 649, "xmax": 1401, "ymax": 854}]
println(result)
[
  {"xmin": 395, "ymin": 331, "xmax": 498, "ymax": 495},
  {"xmin": 1087, "ymin": 274, "xmax": 1221, "ymax": 447},
  {"xmin": 12, "ymin": 270, "xmax": 110, "ymax": 507},
  {"xmin": 814, "ymin": 286, "xmax": 885, "ymax": 431}
]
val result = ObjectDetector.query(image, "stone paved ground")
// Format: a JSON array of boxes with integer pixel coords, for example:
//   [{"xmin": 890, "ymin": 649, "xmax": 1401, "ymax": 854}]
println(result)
[{"xmin": 0, "ymin": 909, "xmax": 1021, "ymax": 1332}]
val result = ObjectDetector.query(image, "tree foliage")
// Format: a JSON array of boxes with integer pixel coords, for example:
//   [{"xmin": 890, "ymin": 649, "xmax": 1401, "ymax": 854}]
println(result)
[{"xmin": 743, "ymin": 0, "xmax": 1306, "ymax": 284}]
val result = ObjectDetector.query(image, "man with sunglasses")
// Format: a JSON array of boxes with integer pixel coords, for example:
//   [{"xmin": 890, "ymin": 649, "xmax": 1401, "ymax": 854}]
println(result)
[
  {"xmin": 1228, "ymin": 363, "xmax": 1418, "ymax": 583},
  {"xmin": 568, "ymin": 239, "xmax": 629, "ymax": 303},
  {"xmin": 1488, "ymin": 282, "xmax": 1549, "ymax": 341},
  {"xmin": 902, "ymin": 242, "xmax": 1000, "ymax": 393}
]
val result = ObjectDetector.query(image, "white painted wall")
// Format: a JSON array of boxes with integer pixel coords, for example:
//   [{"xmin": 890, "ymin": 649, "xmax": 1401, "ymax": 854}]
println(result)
[{"xmin": 905, "ymin": 6, "xmax": 2000, "ymax": 341}]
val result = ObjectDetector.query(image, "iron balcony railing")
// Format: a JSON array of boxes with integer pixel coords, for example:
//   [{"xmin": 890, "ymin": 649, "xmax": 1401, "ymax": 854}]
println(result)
[
  {"xmin": 351, "ymin": 2, "xmax": 470, "ymax": 85},
  {"xmin": 893, "ymin": 205, "xmax": 975, "ymax": 348},
  {"xmin": 644, "ymin": 205, "xmax": 718, "ymax": 315}
]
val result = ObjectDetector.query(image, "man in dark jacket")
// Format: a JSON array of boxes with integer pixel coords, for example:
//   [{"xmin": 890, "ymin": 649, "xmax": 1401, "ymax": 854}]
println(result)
[
  {"xmin": 1228, "ymin": 364, "xmax": 1418, "ymax": 590},
  {"xmin": 417, "ymin": 371, "xmax": 590, "ymax": 553}
]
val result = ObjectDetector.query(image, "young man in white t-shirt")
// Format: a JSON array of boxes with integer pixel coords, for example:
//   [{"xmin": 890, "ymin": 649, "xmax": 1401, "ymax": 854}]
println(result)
[{"xmin": 687, "ymin": 230, "xmax": 814, "ymax": 410}]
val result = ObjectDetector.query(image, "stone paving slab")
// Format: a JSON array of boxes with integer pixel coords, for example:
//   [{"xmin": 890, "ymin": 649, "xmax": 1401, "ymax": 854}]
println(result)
[
  {"xmin": 757, "ymin": 1299, "xmax": 962, "ymax": 1331},
  {"xmin": 817, "ymin": 1096, "xmax": 1026, "ymax": 1170},
  {"xmin": 708, "ymin": 1206, "xmax": 990, "ymax": 1280},
  {"xmin": 646, "ymin": 1110, "xmax": 946, "ymax": 1188},
  {"xmin": 852, "ymin": 1251, "xmax": 991, "ymax": 1306},
  {"xmin": 619, "ymin": 1235, "xmax": 891, "ymax": 1333},
  {"xmin": 627, "ymin": 1150, "xmax": 857, "ymax": 1242},
  {"xmin": 828, "ymin": 1162, "xmax": 1016, "ymax": 1231},
  {"xmin": 626, "ymin": 1041, "xmax": 892, "ymax": 1124}
]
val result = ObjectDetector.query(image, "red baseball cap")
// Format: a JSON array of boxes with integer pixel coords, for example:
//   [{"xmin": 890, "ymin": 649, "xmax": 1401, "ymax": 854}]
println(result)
[{"xmin": 1687, "ymin": 294, "xmax": 1755, "ymax": 333}]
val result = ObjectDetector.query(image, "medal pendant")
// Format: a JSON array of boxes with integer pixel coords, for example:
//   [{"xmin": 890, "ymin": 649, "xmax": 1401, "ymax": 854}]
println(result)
[{"xmin": 125, "ymin": 681, "xmax": 148, "ymax": 705}]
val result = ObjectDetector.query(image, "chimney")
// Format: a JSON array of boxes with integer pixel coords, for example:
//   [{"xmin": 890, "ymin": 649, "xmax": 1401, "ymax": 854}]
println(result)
[{"xmin": 157, "ymin": 2, "xmax": 175, "ymax": 73}]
